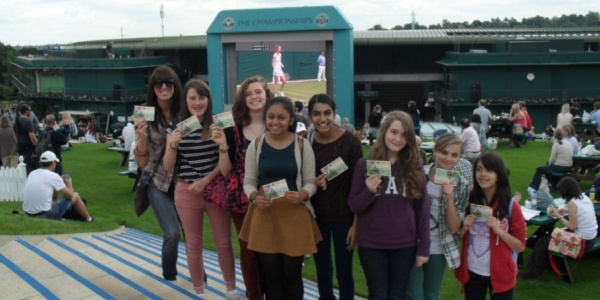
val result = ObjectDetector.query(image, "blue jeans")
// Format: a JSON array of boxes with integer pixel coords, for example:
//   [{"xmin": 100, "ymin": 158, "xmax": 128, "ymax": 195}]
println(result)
[
  {"xmin": 464, "ymin": 271, "xmax": 513, "ymax": 300},
  {"xmin": 28, "ymin": 198, "xmax": 72, "ymax": 220},
  {"xmin": 313, "ymin": 220, "xmax": 355, "ymax": 300},
  {"xmin": 358, "ymin": 246, "xmax": 417, "ymax": 300},
  {"xmin": 148, "ymin": 179, "xmax": 181, "ymax": 280}
]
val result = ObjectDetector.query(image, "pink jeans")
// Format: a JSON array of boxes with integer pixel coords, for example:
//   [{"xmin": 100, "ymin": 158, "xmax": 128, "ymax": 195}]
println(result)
[{"xmin": 175, "ymin": 181, "xmax": 235, "ymax": 293}]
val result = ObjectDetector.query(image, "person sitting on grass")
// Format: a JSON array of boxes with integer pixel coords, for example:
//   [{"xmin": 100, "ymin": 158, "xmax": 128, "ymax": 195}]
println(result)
[{"xmin": 22, "ymin": 151, "xmax": 93, "ymax": 222}]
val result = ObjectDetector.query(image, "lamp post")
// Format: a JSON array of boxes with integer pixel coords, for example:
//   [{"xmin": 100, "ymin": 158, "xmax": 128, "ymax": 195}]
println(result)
[{"xmin": 106, "ymin": 111, "xmax": 114, "ymax": 135}]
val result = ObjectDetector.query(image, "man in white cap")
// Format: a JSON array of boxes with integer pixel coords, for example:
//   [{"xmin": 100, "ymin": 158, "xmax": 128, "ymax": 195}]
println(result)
[
  {"xmin": 296, "ymin": 122, "xmax": 307, "ymax": 138},
  {"xmin": 22, "ymin": 151, "xmax": 93, "ymax": 222}
]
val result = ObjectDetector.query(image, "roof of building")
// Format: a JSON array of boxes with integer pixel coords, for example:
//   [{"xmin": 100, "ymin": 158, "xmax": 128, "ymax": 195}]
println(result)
[{"xmin": 60, "ymin": 27, "xmax": 600, "ymax": 50}]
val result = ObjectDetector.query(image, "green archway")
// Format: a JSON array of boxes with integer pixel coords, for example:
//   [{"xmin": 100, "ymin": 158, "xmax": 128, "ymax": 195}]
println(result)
[{"xmin": 207, "ymin": 5, "xmax": 354, "ymax": 123}]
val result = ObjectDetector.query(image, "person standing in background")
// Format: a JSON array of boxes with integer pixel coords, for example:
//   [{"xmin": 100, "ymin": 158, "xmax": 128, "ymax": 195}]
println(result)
[
  {"xmin": 317, "ymin": 51, "xmax": 326, "ymax": 82},
  {"xmin": 0, "ymin": 116, "xmax": 19, "ymax": 168},
  {"xmin": 367, "ymin": 105, "xmax": 383, "ymax": 145},
  {"xmin": 43, "ymin": 114, "xmax": 68, "ymax": 175},
  {"xmin": 473, "ymin": 100, "xmax": 493, "ymax": 131},
  {"xmin": 122, "ymin": 121, "xmax": 136, "ymax": 152},
  {"xmin": 556, "ymin": 103, "xmax": 573, "ymax": 130},
  {"xmin": 272, "ymin": 45, "xmax": 286, "ymax": 96},
  {"xmin": 13, "ymin": 104, "xmax": 38, "ymax": 174}
]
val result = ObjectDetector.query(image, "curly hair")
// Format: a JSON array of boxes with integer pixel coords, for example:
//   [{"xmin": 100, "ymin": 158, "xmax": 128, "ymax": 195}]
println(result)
[{"xmin": 232, "ymin": 76, "xmax": 274, "ymax": 126}]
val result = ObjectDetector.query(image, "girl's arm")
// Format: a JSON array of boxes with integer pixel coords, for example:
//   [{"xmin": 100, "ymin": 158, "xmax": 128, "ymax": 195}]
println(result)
[
  {"xmin": 134, "ymin": 121, "xmax": 150, "ymax": 168},
  {"xmin": 446, "ymin": 180, "xmax": 469, "ymax": 234},
  {"xmin": 490, "ymin": 201, "xmax": 527, "ymax": 252},
  {"xmin": 558, "ymin": 200, "xmax": 578, "ymax": 231},
  {"xmin": 163, "ymin": 128, "xmax": 182, "ymax": 171},
  {"xmin": 211, "ymin": 125, "xmax": 233, "ymax": 176},
  {"xmin": 243, "ymin": 138, "xmax": 260, "ymax": 197},
  {"xmin": 348, "ymin": 159, "xmax": 379, "ymax": 214}
]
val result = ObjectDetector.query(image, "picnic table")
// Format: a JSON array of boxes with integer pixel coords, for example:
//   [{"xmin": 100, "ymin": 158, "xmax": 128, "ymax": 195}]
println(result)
[
  {"xmin": 107, "ymin": 146, "xmax": 130, "ymax": 167},
  {"xmin": 569, "ymin": 154, "xmax": 600, "ymax": 182},
  {"xmin": 571, "ymin": 120, "xmax": 598, "ymax": 142},
  {"xmin": 487, "ymin": 119, "xmax": 527, "ymax": 147}
]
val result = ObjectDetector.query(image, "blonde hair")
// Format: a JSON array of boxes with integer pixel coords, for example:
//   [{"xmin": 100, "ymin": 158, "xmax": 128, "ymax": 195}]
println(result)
[
  {"xmin": 369, "ymin": 110, "xmax": 424, "ymax": 199},
  {"xmin": 61, "ymin": 111, "xmax": 73, "ymax": 122},
  {"xmin": 511, "ymin": 103, "xmax": 520, "ymax": 113},
  {"xmin": 561, "ymin": 103, "xmax": 570, "ymax": 114}
]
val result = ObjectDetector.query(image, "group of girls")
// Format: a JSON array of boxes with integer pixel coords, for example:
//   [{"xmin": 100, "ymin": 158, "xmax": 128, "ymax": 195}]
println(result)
[{"xmin": 134, "ymin": 65, "xmax": 528, "ymax": 300}]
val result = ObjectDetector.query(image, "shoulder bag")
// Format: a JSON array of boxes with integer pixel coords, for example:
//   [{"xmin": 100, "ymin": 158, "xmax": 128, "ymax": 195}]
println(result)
[
  {"xmin": 203, "ymin": 125, "xmax": 249, "ymax": 213},
  {"xmin": 133, "ymin": 133, "xmax": 163, "ymax": 217}
]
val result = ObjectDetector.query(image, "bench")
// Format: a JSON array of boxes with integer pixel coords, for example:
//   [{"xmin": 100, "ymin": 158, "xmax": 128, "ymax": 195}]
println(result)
[
  {"xmin": 550, "ymin": 238, "xmax": 600, "ymax": 283},
  {"xmin": 119, "ymin": 170, "xmax": 139, "ymax": 191}
]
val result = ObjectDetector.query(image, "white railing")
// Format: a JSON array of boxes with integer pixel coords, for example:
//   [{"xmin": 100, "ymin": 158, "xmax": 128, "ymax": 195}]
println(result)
[{"xmin": 0, "ymin": 157, "xmax": 27, "ymax": 202}]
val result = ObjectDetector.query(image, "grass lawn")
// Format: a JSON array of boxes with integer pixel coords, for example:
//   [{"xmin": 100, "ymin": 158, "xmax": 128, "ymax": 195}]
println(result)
[{"xmin": 1, "ymin": 139, "xmax": 599, "ymax": 298}]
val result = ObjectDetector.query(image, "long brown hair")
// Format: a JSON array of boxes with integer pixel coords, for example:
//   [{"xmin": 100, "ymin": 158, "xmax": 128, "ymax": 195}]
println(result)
[
  {"xmin": 145, "ymin": 66, "xmax": 182, "ymax": 130},
  {"xmin": 180, "ymin": 80, "xmax": 213, "ymax": 139},
  {"xmin": 232, "ymin": 76, "xmax": 273, "ymax": 126},
  {"xmin": 369, "ymin": 111, "xmax": 424, "ymax": 199}
]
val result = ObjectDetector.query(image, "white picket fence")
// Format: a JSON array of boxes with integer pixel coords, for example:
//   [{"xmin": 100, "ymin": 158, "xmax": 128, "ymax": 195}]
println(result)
[{"xmin": 0, "ymin": 156, "xmax": 27, "ymax": 202}]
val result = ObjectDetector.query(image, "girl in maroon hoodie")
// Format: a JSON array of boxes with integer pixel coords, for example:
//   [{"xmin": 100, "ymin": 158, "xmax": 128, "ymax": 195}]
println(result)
[{"xmin": 455, "ymin": 152, "xmax": 526, "ymax": 299}]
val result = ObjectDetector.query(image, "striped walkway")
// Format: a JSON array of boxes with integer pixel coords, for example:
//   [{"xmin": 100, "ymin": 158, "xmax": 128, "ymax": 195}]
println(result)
[{"xmin": 0, "ymin": 227, "xmax": 361, "ymax": 299}]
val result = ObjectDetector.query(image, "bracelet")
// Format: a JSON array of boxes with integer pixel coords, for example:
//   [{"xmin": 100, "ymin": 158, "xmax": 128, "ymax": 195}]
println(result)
[
  {"xmin": 133, "ymin": 146, "xmax": 149, "ymax": 156},
  {"xmin": 168, "ymin": 142, "xmax": 178, "ymax": 151},
  {"xmin": 218, "ymin": 147, "xmax": 229, "ymax": 153},
  {"xmin": 250, "ymin": 192, "xmax": 258, "ymax": 203}
]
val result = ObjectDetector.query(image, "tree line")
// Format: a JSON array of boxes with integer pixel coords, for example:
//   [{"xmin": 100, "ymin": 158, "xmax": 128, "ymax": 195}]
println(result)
[
  {"xmin": 369, "ymin": 11, "xmax": 600, "ymax": 30},
  {"xmin": 0, "ymin": 43, "xmax": 41, "ymax": 100}
]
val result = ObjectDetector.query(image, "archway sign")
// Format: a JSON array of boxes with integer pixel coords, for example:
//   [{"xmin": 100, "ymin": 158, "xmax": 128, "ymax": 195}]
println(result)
[{"xmin": 207, "ymin": 6, "xmax": 354, "ymax": 124}]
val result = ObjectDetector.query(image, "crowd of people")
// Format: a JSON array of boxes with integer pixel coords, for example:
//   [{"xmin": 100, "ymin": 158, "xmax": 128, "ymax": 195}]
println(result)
[
  {"xmin": 9, "ymin": 64, "xmax": 600, "ymax": 299},
  {"xmin": 124, "ymin": 65, "xmax": 575, "ymax": 300}
]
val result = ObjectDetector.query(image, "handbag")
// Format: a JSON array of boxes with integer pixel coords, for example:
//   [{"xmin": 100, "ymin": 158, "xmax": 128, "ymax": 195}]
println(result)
[
  {"xmin": 133, "ymin": 134, "xmax": 163, "ymax": 217},
  {"xmin": 203, "ymin": 125, "xmax": 249, "ymax": 213},
  {"xmin": 134, "ymin": 172, "xmax": 151, "ymax": 217},
  {"xmin": 548, "ymin": 227, "xmax": 584, "ymax": 259}
]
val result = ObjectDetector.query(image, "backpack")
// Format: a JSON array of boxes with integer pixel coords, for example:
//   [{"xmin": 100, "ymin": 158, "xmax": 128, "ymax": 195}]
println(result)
[{"xmin": 35, "ymin": 129, "xmax": 53, "ymax": 157}]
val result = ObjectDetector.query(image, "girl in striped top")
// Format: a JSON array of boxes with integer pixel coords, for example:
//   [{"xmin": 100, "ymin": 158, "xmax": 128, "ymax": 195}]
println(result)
[{"xmin": 163, "ymin": 80, "xmax": 246, "ymax": 300}]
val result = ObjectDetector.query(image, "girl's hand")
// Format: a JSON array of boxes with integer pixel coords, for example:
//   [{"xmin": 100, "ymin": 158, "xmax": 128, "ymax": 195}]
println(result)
[
  {"xmin": 284, "ymin": 190, "xmax": 307, "ymax": 204},
  {"xmin": 170, "ymin": 127, "xmax": 182, "ymax": 147},
  {"xmin": 365, "ymin": 174, "xmax": 382, "ymax": 194},
  {"xmin": 346, "ymin": 226, "xmax": 357, "ymax": 250},
  {"xmin": 315, "ymin": 174, "xmax": 327, "ymax": 190},
  {"xmin": 415, "ymin": 256, "xmax": 429, "ymax": 267},
  {"xmin": 462, "ymin": 215, "xmax": 476, "ymax": 231},
  {"xmin": 486, "ymin": 216, "xmax": 501, "ymax": 234},
  {"xmin": 188, "ymin": 178, "xmax": 208, "ymax": 195},
  {"xmin": 255, "ymin": 195, "xmax": 271, "ymax": 209},
  {"xmin": 134, "ymin": 118, "xmax": 147, "ymax": 139},
  {"xmin": 210, "ymin": 124, "xmax": 226, "ymax": 147},
  {"xmin": 442, "ymin": 183, "xmax": 454, "ymax": 199}
]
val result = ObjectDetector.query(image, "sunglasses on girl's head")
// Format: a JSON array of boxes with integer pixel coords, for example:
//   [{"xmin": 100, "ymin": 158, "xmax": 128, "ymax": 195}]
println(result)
[{"xmin": 153, "ymin": 79, "xmax": 175, "ymax": 88}]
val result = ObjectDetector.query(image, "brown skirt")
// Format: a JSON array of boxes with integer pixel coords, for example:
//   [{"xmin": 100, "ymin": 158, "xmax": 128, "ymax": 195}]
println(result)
[{"xmin": 239, "ymin": 199, "xmax": 322, "ymax": 257}]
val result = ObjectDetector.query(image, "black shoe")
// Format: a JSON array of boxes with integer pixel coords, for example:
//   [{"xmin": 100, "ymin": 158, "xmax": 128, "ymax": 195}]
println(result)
[{"xmin": 520, "ymin": 272, "xmax": 542, "ymax": 280}]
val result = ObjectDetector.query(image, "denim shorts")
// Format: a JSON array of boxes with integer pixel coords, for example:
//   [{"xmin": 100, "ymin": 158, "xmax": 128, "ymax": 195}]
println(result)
[{"xmin": 37, "ymin": 198, "xmax": 74, "ymax": 220}]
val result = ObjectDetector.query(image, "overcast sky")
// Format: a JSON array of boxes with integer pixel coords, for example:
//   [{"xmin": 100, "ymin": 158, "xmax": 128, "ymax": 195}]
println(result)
[{"xmin": 0, "ymin": 0, "xmax": 596, "ymax": 46}]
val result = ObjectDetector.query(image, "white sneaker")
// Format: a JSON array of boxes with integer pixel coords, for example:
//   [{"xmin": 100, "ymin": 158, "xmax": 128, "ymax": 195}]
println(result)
[
  {"xmin": 527, "ymin": 187, "xmax": 536, "ymax": 199},
  {"xmin": 279, "ymin": 92, "xmax": 285, "ymax": 96},
  {"xmin": 225, "ymin": 292, "xmax": 248, "ymax": 300}
]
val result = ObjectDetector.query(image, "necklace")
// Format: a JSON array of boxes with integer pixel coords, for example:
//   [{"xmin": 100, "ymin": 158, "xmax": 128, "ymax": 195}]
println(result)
[{"xmin": 245, "ymin": 123, "xmax": 265, "ymax": 139}]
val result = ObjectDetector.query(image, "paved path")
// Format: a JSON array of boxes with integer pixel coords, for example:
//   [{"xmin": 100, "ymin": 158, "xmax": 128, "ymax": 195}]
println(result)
[{"xmin": 0, "ymin": 227, "xmax": 364, "ymax": 299}]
